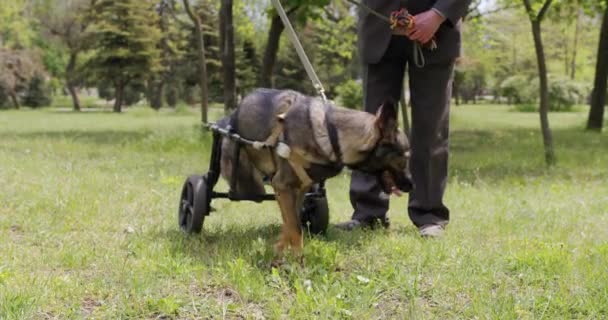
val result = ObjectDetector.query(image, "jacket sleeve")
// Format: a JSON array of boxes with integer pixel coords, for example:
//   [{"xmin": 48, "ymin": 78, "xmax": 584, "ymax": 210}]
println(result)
[{"xmin": 432, "ymin": 0, "xmax": 472, "ymax": 27}]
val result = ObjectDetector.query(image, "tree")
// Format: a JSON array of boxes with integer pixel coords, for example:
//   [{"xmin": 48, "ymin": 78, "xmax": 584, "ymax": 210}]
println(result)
[
  {"xmin": 0, "ymin": 49, "xmax": 43, "ymax": 109},
  {"xmin": 260, "ymin": 10, "xmax": 291, "ymax": 88},
  {"xmin": 232, "ymin": 1, "xmax": 262, "ymax": 97},
  {"xmin": 260, "ymin": 0, "xmax": 330, "ymax": 88},
  {"xmin": 148, "ymin": 1, "xmax": 170, "ymax": 110},
  {"xmin": 23, "ymin": 74, "xmax": 52, "ymax": 108},
  {"xmin": 522, "ymin": 0, "xmax": 556, "ymax": 165},
  {"xmin": 86, "ymin": 0, "xmax": 163, "ymax": 112},
  {"xmin": 587, "ymin": 3, "xmax": 608, "ymax": 131},
  {"xmin": 236, "ymin": 40, "xmax": 260, "ymax": 97},
  {"xmin": 181, "ymin": 0, "xmax": 210, "ymax": 122},
  {"xmin": 312, "ymin": 4, "xmax": 357, "ymax": 97},
  {"xmin": 220, "ymin": 0, "xmax": 237, "ymax": 114},
  {"xmin": 0, "ymin": 0, "xmax": 35, "ymax": 49},
  {"xmin": 35, "ymin": 0, "xmax": 93, "ymax": 111}
]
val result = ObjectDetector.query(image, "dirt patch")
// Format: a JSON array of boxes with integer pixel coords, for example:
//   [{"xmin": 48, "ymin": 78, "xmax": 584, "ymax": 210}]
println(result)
[{"xmin": 81, "ymin": 297, "xmax": 102, "ymax": 317}]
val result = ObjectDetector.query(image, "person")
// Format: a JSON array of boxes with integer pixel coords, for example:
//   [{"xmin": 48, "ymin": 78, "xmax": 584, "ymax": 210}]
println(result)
[{"xmin": 336, "ymin": 0, "xmax": 471, "ymax": 237}]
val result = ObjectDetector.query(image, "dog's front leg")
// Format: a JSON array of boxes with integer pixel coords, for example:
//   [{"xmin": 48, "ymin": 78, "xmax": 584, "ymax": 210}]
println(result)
[
  {"xmin": 271, "ymin": 155, "xmax": 313, "ymax": 258},
  {"xmin": 273, "ymin": 188, "xmax": 303, "ymax": 255}
]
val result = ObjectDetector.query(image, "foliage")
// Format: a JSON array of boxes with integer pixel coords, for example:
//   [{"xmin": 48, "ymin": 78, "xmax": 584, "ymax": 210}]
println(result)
[
  {"xmin": 123, "ymin": 82, "xmax": 146, "ymax": 107},
  {"xmin": 499, "ymin": 74, "xmax": 538, "ymax": 104},
  {"xmin": 501, "ymin": 74, "xmax": 588, "ymax": 111},
  {"xmin": 461, "ymin": 6, "xmax": 599, "ymax": 103},
  {"xmin": 274, "ymin": 48, "xmax": 314, "ymax": 94},
  {"xmin": 0, "ymin": 86, "xmax": 9, "ymax": 109},
  {"xmin": 22, "ymin": 75, "xmax": 52, "ymax": 108},
  {"xmin": 311, "ymin": 7, "xmax": 357, "ymax": 97},
  {"xmin": 96, "ymin": 81, "xmax": 146, "ymax": 106},
  {"xmin": 548, "ymin": 75, "xmax": 588, "ymax": 111},
  {"xmin": 236, "ymin": 40, "xmax": 261, "ymax": 97},
  {"xmin": 97, "ymin": 81, "xmax": 114, "ymax": 101},
  {"xmin": 84, "ymin": 0, "xmax": 163, "ymax": 109},
  {"xmin": 269, "ymin": 0, "xmax": 331, "ymax": 25},
  {"xmin": 513, "ymin": 102, "xmax": 538, "ymax": 112},
  {"xmin": 454, "ymin": 59, "xmax": 487, "ymax": 104},
  {"xmin": 0, "ymin": 0, "xmax": 36, "ymax": 48},
  {"xmin": 172, "ymin": 1, "xmax": 222, "ymax": 102},
  {"xmin": 0, "ymin": 49, "xmax": 46, "ymax": 108},
  {"xmin": 0, "ymin": 0, "xmax": 604, "ymax": 113},
  {"xmin": 32, "ymin": 37, "xmax": 66, "ymax": 80},
  {"xmin": 336, "ymin": 79, "xmax": 363, "ymax": 109}
]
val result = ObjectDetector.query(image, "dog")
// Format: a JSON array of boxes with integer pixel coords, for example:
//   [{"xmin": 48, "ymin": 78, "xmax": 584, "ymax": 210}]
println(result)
[{"xmin": 219, "ymin": 88, "xmax": 412, "ymax": 255}]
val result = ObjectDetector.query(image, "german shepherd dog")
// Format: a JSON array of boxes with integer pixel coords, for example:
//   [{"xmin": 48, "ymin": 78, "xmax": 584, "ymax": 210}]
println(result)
[{"xmin": 220, "ymin": 88, "xmax": 412, "ymax": 255}]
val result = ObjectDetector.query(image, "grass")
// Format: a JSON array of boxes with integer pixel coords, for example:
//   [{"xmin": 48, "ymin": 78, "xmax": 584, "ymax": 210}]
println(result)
[{"xmin": 0, "ymin": 104, "xmax": 607, "ymax": 319}]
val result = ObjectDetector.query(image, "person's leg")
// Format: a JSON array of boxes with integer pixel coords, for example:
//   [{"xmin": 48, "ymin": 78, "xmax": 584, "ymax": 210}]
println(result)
[
  {"xmin": 407, "ymin": 59, "xmax": 455, "ymax": 230},
  {"xmin": 343, "ymin": 36, "xmax": 407, "ymax": 229}
]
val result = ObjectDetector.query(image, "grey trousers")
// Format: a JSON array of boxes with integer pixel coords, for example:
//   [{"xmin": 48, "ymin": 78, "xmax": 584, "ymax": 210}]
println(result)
[{"xmin": 350, "ymin": 36, "xmax": 454, "ymax": 227}]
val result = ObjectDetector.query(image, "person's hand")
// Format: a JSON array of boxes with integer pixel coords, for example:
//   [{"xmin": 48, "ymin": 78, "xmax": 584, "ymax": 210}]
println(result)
[{"xmin": 406, "ymin": 10, "xmax": 445, "ymax": 45}]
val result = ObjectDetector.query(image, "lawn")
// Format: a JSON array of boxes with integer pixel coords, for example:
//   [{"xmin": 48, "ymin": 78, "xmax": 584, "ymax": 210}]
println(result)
[{"xmin": 1, "ymin": 104, "xmax": 607, "ymax": 319}]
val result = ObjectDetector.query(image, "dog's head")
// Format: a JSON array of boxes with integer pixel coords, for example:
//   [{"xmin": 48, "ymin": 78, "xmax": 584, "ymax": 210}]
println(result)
[{"xmin": 350, "ymin": 100, "xmax": 412, "ymax": 195}]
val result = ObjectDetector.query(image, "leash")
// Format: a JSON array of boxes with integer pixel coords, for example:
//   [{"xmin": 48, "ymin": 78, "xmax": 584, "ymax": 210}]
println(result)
[
  {"xmin": 344, "ymin": 0, "xmax": 437, "ymax": 68},
  {"xmin": 270, "ymin": 0, "xmax": 327, "ymax": 102}
]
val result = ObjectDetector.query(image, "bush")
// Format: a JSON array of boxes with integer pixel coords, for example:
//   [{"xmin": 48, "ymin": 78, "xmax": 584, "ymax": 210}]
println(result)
[
  {"xmin": 174, "ymin": 103, "xmax": 192, "ymax": 115},
  {"xmin": 123, "ymin": 82, "xmax": 145, "ymax": 106},
  {"xmin": 22, "ymin": 75, "xmax": 52, "ymax": 108},
  {"xmin": 0, "ymin": 86, "xmax": 9, "ymax": 109},
  {"xmin": 501, "ymin": 74, "xmax": 589, "ymax": 112},
  {"xmin": 499, "ymin": 75, "xmax": 537, "ymax": 105},
  {"xmin": 98, "ymin": 82, "xmax": 114, "ymax": 101},
  {"xmin": 96, "ymin": 81, "xmax": 145, "ymax": 106},
  {"xmin": 336, "ymin": 79, "xmax": 363, "ymax": 109},
  {"xmin": 454, "ymin": 62, "xmax": 486, "ymax": 104},
  {"xmin": 513, "ymin": 103, "xmax": 537, "ymax": 113},
  {"xmin": 165, "ymin": 85, "xmax": 178, "ymax": 108},
  {"xmin": 548, "ymin": 76, "xmax": 587, "ymax": 112}
]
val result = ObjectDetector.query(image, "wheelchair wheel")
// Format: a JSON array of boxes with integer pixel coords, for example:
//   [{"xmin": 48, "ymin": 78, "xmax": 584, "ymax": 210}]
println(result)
[
  {"xmin": 178, "ymin": 175, "xmax": 210, "ymax": 234},
  {"xmin": 300, "ymin": 195, "xmax": 329, "ymax": 235}
]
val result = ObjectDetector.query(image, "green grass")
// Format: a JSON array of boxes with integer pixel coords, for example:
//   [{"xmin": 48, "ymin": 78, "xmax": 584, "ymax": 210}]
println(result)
[{"xmin": 1, "ymin": 104, "xmax": 607, "ymax": 319}]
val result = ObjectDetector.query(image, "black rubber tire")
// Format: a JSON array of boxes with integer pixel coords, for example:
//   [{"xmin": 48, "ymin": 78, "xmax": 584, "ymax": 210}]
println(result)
[
  {"xmin": 300, "ymin": 195, "xmax": 329, "ymax": 235},
  {"xmin": 178, "ymin": 175, "xmax": 209, "ymax": 234}
]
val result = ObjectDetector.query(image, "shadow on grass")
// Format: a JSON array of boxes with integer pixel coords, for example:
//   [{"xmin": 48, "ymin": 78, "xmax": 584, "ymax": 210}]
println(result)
[
  {"xmin": 1, "ymin": 129, "xmax": 153, "ymax": 146},
  {"xmin": 150, "ymin": 221, "xmax": 406, "ymax": 270},
  {"xmin": 47, "ymin": 107, "xmax": 114, "ymax": 114}
]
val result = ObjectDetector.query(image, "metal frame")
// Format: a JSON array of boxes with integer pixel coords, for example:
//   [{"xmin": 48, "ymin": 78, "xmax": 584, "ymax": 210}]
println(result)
[{"xmin": 203, "ymin": 123, "xmax": 326, "ymax": 206}]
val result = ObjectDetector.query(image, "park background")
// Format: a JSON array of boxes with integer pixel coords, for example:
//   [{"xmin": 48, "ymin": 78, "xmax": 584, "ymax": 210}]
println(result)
[{"xmin": 1, "ymin": 0, "xmax": 607, "ymax": 318}]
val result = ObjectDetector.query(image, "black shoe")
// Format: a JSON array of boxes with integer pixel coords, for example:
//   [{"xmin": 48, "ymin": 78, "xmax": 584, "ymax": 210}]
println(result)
[{"xmin": 335, "ymin": 217, "xmax": 390, "ymax": 231}]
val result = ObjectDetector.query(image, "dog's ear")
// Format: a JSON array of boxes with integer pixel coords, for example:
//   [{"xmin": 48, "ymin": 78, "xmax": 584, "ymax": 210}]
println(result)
[{"xmin": 375, "ymin": 99, "xmax": 398, "ymax": 140}]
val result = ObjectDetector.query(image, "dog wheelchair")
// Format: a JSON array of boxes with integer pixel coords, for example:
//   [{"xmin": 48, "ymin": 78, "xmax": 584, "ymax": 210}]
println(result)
[{"xmin": 178, "ymin": 122, "xmax": 330, "ymax": 236}]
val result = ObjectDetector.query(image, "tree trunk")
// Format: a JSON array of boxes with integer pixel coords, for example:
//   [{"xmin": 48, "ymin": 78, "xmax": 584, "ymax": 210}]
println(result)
[
  {"xmin": 220, "ymin": 0, "xmax": 236, "ymax": 114},
  {"xmin": 587, "ymin": 6, "xmax": 608, "ymax": 131},
  {"xmin": 9, "ymin": 90, "xmax": 20, "ymax": 109},
  {"xmin": 66, "ymin": 51, "xmax": 81, "ymax": 111},
  {"xmin": 149, "ymin": 80, "xmax": 164, "ymax": 110},
  {"xmin": 563, "ymin": 26, "xmax": 569, "ymax": 77},
  {"xmin": 570, "ymin": 9, "xmax": 581, "ymax": 80},
  {"xmin": 183, "ymin": 0, "xmax": 209, "ymax": 123},
  {"xmin": 260, "ymin": 14, "xmax": 286, "ymax": 88},
  {"xmin": 113, "ymin": 82, "xmax": 124, "ymax": 113},
  {"xmin": 67, "ymin": 84, "xmax": 81, "ymax": 112},
  {"xmin": 149, "ymin": 4, "xmax": 169, "ymax": 111},
  {"xmin": 530, "ymin": 20, "xmax": 556, "ymax": 165}
]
